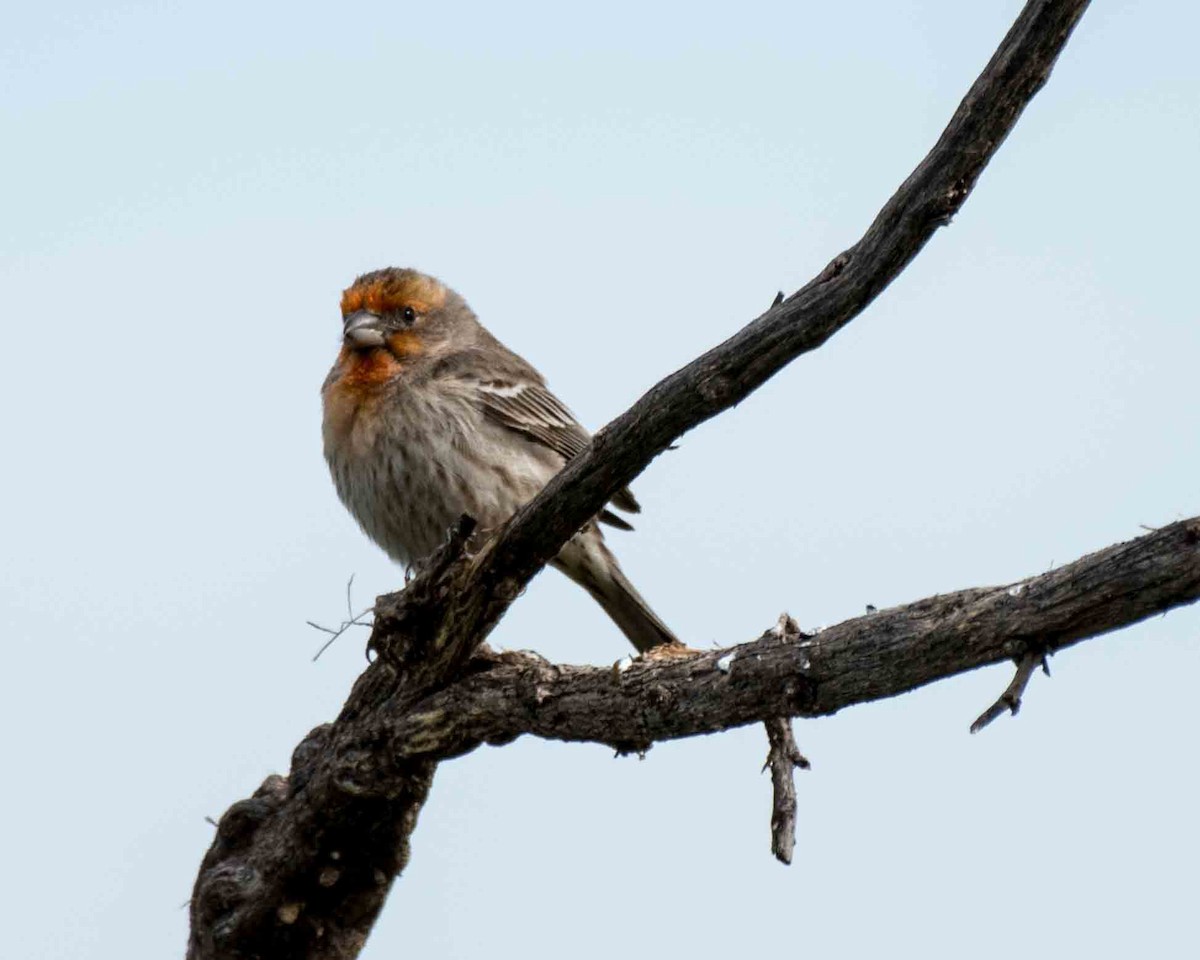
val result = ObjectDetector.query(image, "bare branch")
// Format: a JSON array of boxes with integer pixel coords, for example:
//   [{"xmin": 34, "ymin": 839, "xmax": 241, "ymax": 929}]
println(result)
[
  {"xmin": 367, "ymin": 519, "xmax": 1200, "ymax": 760},
  {"xmin": 191, "ymin": 504, "xmax": 1197, "ymax": 960},
  {"xmin": 307, "ymin": 576, "xmax": 374, "ymax": 662},
  {"xmin": 763, "ymin": 717, "xmax": 810, "ymax": 865},
  {"xmin": 188, "ymin": 4, "xmax": 1100, "ymax": 957},
  {"xmin": 970, "ymin": 650, "xmax": 1050, "ymax": 733}
]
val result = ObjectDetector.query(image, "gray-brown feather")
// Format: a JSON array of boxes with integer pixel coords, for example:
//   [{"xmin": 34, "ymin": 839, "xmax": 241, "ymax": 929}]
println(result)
[{"xmin": 433, "ymin": 344, "xmax": 641, "ymax": 524}]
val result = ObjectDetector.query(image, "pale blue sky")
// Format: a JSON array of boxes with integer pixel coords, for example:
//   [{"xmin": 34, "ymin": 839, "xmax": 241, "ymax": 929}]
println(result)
[{"xmin": 3, "ymin": 2, "xmax": 1198, "ymax": 958}]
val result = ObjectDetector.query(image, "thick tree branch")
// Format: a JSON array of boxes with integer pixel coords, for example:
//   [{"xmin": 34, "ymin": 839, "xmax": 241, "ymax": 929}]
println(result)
[
  {"xmin": 358, "ymin": 518, "xmax": 1200, "ymax": 761},
  {"xmin": 191, "ymin": 514, "xmax": 1199, "ymax": 958},
  {"xmin": 188, "ymin": 3, "xmax": 1099, "ymax": 957}
]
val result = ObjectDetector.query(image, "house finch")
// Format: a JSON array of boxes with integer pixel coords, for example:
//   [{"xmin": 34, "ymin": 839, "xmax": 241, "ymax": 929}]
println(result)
[{"xmin": 322, "ymin": 267, "xmax": 680, "ymax": 652}]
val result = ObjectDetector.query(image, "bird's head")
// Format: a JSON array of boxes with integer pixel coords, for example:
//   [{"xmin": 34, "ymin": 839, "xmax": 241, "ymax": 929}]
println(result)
[{"xmin": 339, "ymin": 267, "xmax": 470, "ymax": 362}]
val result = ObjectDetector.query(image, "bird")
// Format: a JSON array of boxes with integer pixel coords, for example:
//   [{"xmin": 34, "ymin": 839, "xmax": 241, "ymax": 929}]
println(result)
[{"xmin": 321, "ymin": 267, "xmax": 681, "ymax": 653}]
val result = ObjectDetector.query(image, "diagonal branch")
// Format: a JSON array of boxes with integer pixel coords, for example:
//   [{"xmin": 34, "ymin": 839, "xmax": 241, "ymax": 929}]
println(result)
[
  {"xmin": 365, "ymin": 0, "xmax": 1094, "ymax": 679},
  {"xmin": 485, "ymin": 0, "xmax": 1093, "ymax": 585}
]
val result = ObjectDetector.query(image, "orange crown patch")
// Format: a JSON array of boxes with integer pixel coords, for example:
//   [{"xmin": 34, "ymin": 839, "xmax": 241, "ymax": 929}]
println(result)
[{"xmin": 340, "ymin": 269, "xmax": 447, "ymax": 317}]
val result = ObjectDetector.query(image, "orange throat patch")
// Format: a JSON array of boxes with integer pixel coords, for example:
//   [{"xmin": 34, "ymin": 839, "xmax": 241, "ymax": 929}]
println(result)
[
  {"xmin": 323, "ymin": 346, "xmax": 402, "ymax": 450},
  {"xmin": 332, "ymin": 333, "xmax": 422, "ymax": 388},
  {"xmin": 333, "ymin": 344, "xmax": 404, "ymax": 392}
]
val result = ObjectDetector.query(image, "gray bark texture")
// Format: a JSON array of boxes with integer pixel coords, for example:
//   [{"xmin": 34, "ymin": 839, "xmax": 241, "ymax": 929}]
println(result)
[{"xmin": 185, "ymin": 3, "xmax": 1146, "ymax": 958}]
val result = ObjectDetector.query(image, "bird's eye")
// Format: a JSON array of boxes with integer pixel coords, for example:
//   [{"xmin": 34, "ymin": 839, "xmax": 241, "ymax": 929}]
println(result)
[{"xmin": 402, "ymin": 306, "xmax": 416, "ymax": 324}]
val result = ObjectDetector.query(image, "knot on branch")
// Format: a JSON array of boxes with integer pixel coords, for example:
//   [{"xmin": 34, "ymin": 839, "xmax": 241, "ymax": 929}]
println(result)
[
  {"xmin": 763, "ymin": 613, "xmax": 819, "ymax": 712},
  {"xmin": 288, "ymin": 724, "xmax": 333, "ymax": 793},
  {"xmin": 190, "ymin": 778, "xmax": 286, "ymax": 945},
  {"xmin": 815, "ymin": 250, "xmax": 853, "ymax": 285},
  {"xmin": 213, "ymin": 776, "xmax": 288, "ymax": 852},
  {"xmin": 697, "ymin": 373, "xmax": 736, "ymax": 405},
  {"xmin": 194, "ymin": 861, "xmax": 263, "ymax": 926},
  {"xmin": 766, "ymin": 612, "xmax": 807, "ymax": 643}
]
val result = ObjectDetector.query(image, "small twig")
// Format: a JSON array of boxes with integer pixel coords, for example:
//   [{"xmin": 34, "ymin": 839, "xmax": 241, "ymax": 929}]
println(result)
[
  {"xmin": 308, "ymin": 610, "xmax": 374, "ymax": 661},
  {"xmin": 970, "ymin": 650, "xmax": 1049, "ymax": 733},
  {"xmin": 762, "ymin": 717, "xmax": 810, "ymax": 865},
  {"xmin": 308, "ymin": 575, "xmax": 375, "ymax": 661}
]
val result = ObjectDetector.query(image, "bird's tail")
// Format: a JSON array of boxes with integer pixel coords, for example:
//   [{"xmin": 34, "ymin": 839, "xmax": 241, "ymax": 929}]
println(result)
[{"xmin": 553, "ymin": 533, "xmax": 680, "ymax": 653}]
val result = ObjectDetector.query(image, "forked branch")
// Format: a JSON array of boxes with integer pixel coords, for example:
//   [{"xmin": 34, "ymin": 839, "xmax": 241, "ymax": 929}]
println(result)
[{"xmin": 188, "ymin": 4, "xmax": 1104, "ymax": 958}]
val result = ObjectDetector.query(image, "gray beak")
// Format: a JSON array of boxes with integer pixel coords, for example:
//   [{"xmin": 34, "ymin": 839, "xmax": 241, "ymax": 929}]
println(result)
[{"xmin": 343, "ymin": 310, "xmax": 387, "ymax": 348}]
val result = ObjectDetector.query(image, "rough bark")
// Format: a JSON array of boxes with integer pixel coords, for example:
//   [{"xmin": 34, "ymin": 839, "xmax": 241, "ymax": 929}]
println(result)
[
  {"xmin": 361, "ymin": 518, "xmax": 1200, "ymax": 761},
  {"xmin": 763, "ymin": 717, "xmax": 810, "ymax": 864},
  {"xmin": 187, "ymin": 2, "xmax": 1105, "ymax": 957}
]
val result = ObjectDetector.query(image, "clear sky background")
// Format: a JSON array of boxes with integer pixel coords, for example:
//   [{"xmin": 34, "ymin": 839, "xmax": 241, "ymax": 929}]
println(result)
[{"xmin": 3, "ymin": 2, "xmax": 1198, "ymax": 957}]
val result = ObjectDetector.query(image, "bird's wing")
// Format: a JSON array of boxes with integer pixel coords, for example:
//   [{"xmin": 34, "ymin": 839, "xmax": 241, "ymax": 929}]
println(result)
[
  {"xmin": 476, "ymin": 378, "xmax": 590, "ymax": 463},
  {"xmin": 441, "ymin": 349, "xmax": 641, "ymax": 524},
  {"xmin": 475, "ymin": 378, "xmax": 642, "ymax": 526}
]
